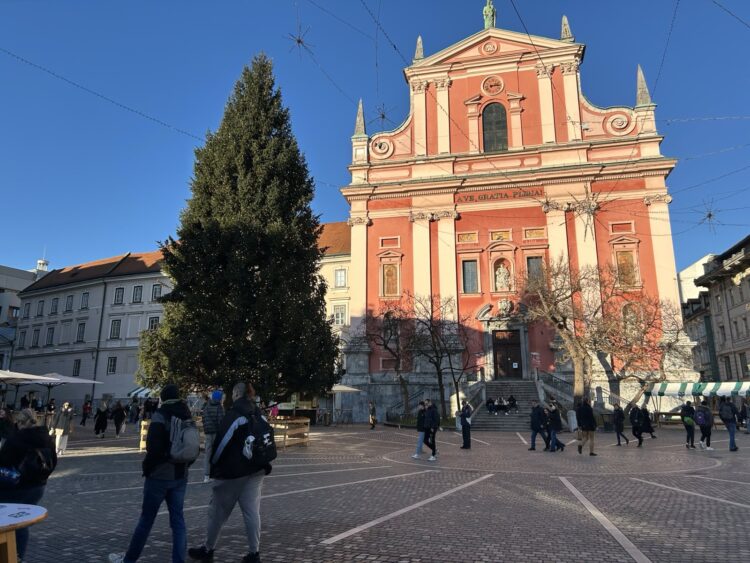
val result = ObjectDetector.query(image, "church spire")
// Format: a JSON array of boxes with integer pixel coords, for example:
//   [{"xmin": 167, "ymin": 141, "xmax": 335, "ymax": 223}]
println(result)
[
  {"xmin": 636, "ymin": 65, "xmax": 652, "ymax": 106},
  {"xmin": 414, "ymin": 35, "xmax": 424, "ymax": 61},
  {"xmin": 561, "ymin": 15, "xmax": 574, "ymax": 42},
  {"xmin": 483, "ymin": 0, "xmax": 496, "ymax": 29},
  {"xmin": 353, "ymin": 99, "xmax": 366, "ymax": 137}
]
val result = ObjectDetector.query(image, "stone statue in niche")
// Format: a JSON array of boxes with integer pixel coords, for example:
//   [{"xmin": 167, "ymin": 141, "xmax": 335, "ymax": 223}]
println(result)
[{"xmin": 494, "ymin": 261, "xmax": 511, "ymax": 291}]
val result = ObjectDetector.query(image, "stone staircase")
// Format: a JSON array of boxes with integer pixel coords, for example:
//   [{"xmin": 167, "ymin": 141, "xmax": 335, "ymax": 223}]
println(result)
[{"xmin": 471, "ymin": 379, "xmax": 539, "ymax": 431}]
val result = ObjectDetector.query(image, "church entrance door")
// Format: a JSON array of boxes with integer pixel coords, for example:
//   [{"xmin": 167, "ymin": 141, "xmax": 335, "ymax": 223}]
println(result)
[{"xmin": 493, "ymin": 330, "xmax": 522, "ymax": 378}]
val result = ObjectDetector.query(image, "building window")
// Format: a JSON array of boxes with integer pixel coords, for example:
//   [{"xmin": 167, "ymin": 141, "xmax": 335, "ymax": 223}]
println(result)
[
  {"xmin": 17, "ymin": 330, "xmax": 26, "ymax": 349},
  {"xmin": 462, "ymin": 260, "xmax": 479, "ymax": 294},
  {"xmin": 107, "ymin": 356, "xmax": 117, "ymax": 375},
  {"xmin": 615, "ymin": 250, "xmax": 638, "ymax": 287},
  {"xmin": 50, "ymin": 298, "xmax": 59, "ymax": 315},
  {"xmin": 730, "ymin": 289, "xmax": 736, "ymax": 307},
  {"xmin": 382, "ymin": 264, "xmax": 400, "ymax": 297},
  {"xmin": 482, "ymin": 103, "xmax": 508, "ymax": 152},
  {"xmin": 152, "ymin": 284, "xmax": 162, "ymax": 301},
  {"xmin": 132, "ymin": 285, "xmax": 143, "ymax": 303},
  {"xmin": 65, "ymin": 295, "xmax": 74, "ymax": 312},
  {"xmin": 45, "ymin": 327, "xmax": 54, "ymax": 346},
  {"xmin": 334, "ymin": 269, "xmax": 347, "ymax": 288},
  {"xmin": 10, "ymin": 306, "xmax": 19, "ymax": 319},
  {"xmin": 76, "ymin": 322, "xmax": 86, "ymax": 343},
  {"xmin": 81, "ymin": 292, "xmax": 89, "ymax": 310},
  {"xmin": 72, "ymin": 359, "xmax": 81, "ymax": 377},
  {"xmin": 740, "ymin": 353, "xmax": 748, "ymax": 379},
  {"xmin": 733, "ymin": 321, "xmax": 739, "ymax": 339},
  {"xmin": 113, "ymin": 287, "xmax": 124, "ymax": 305},
  {"xmin": 22, "ymin": 303, "xmax": 30, "ymax": 319},
  {"xmin": 724, "ymin": 356, "xmax": 733, "ymax": 380},
  {"xmin": 381, "ymin": 358, "xmax": 400, "ymax": 371},
  {"xmin": 148, "ymin": 316, "xmax": 160, "ymax": 331},
  {"xmin": 110, "ymin": 319, "xmax": 122, "ymax": 339},
  {"xmin": 743, "ymin": 317, "xmax": 749, "ymax": 337},
  {"xmin": 526, "ymin": 256, "xmax": 544, "ymax": 284},
  {"xmin": 333, "ymin": 305, "xmax": 347, "ymax": 326},
  {"xmin": 36, "ymin": 300, "xmax": 44, "ymax": 317},
  {"xmin": 31, "ymin": 329, "xmax": 40, "ymax": 347}
]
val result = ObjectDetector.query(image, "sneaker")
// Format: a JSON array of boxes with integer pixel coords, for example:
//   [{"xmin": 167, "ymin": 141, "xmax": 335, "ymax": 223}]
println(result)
[
  {"xmin": 589, "ymin": 452, "xmax": 597, "ymax": 456},
  {"xmin": 686, "ymin": 444, "xmax": 690, "ymax": 449},
  {"xmin": 411, "ymin": 454, "xmax": 420, "ymax": 459},
  {"xmin": 428, "ymin": 455, "xmax": 437, "ymax": 461},
  {"xmin": 616, "ymin": 443, "xmax": 622, "ymax": 446},
  {"xmin": 699, "ymin": 442, "xmax": 705, "ymax": 450},
  {"xmin": 690, "ymin": 445, "xmax": 696, "ymax": 449},
  {"xmin": 706, "ymin": 447, "xmax": 714, "ymax": 451},
  {"xmin": 242, "ymin": 553, "xmax": 260, "ymax": 563},
  {"xmin": 731, "ymin": 447, "xmax": 739, "ymax": 452},
  {"xmin": 188, "ymin": 546, "xmax": 214, "ymax": 561},
  {"xmin": 202, "ymin": 476, "xmax": 212, "ymax": 483},
  {"xmin": 108, "ymin": 555, "xmax": 125, "ymax": 563},
  {"xmin": 528, "ymin": 447, "xmax": 536, "ymax": 451}
]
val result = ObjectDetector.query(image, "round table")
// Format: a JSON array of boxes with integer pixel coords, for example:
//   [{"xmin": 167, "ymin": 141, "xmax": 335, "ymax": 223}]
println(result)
[{"xmin": 0, "ymin": 503, "xmax": 47, "ymax": 563}]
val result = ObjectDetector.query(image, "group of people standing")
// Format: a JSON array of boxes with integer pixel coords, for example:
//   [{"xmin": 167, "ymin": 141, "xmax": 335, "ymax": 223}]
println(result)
[
  {"xmin": 680, "ymin": 396, "xmax": 739, "ymax": 451},
  {"xmin": 413, "ymin": 399, "xmax": 440, "ymax": 460}
]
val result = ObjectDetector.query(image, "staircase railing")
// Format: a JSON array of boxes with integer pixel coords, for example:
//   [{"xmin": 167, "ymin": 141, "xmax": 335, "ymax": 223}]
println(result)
[{"xmin": 386, "ymin": 386, "xmax": 436, "ymax": 422}]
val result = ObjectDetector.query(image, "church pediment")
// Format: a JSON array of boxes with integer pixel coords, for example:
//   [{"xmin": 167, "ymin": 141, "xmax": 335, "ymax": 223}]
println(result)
[{"xmin": 410, "ymin": 28, "xmax": 577, "ymax": 70}]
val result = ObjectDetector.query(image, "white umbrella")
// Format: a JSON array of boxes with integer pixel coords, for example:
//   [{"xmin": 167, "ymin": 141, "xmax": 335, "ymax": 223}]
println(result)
[
  {"xmin": 0, "ymin": 370, "xmax": 61, "ymax": 407},
  {"xmin": 330, "ymin": 384, "xmax": 362, "ymax": 394}
]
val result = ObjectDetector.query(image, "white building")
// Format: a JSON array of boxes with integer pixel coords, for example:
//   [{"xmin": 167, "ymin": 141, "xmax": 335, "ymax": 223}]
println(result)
[
  {"xmin": 12, "ymin": 251, "xmax": 169, "ymax": 406},
  {"xmin": 0, "ymin": 261, "xmax": 45, "ymax": 327}
]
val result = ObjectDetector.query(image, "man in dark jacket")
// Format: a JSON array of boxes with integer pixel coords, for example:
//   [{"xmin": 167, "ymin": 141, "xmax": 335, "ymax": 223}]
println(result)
[
  {"xmin": 423, "ymin": 399, "xmax": 439, "ymax": 461},
  {"xmin": 719, "ymin": 396, "xmax": 739, "ymax": 451},
  {"xmin": 109, "ymin": 384, "xmax": 193, "ymax": 563},
  {"xmin": 529, "ymin": 400, "xmax": 549, "ymax": 451},
  {"xmin": 547, "ymin": 404, "xmax": 565, "ymax": 452},
  {"xmin": 201, "ymin": 390, "xmax": 225, "ymax": 483},
  {"xmin": 412, "ymin": 401, "xmax": 426, "ymax": 459},
  {"xmin": 696, "ymin": 399, "xmax": 714, "ymax": 450},
  {"xmin": 189, "ymin": 382, "xmax": 271, "ymax": 563},
  {"xmin": 459, "ymin": 399, "xmax": 472, "ymax": 449},
  {"xmin": 629, "ymin": 404, "xmax": 643, "ymax": 447},
  {"xmin": 576, "ymin": 398, "xmax": 597, "ymax": 456},
  {"xmin": 613, "ymin": 403, "xmax": 629, "ymax": 446},
  {"xmin": 680, "ymin": 400, "xmax": 696, "ymax": 449}
]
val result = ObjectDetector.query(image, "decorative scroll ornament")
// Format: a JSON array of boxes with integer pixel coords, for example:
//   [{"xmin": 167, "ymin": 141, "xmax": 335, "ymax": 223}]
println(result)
[
  {"xmin": 643, "ymin": 194, "xmax": 673, "ymax": 206},
  {"xmin": 347, "ymin": 216, "xmax": 372, "ymax": 227},
  {"xmin": 535, "ymin": 63, "xmax": 553, "ymax": 78},
  {"xmin": 370, "ymin": 137, "xmax": 394, "ymax": 159},
  {"xmin": 603, "ymin": 112, "xmax": 636, "ymax": 136},
  {"xmin": 560, "ymin": 60, "xmax": 579, "ymax": 75},
  {"xmin": 435, "ymin": 78, "xmax": 452, "ymax": 91},
  {"xmin": 409, "ymin": 209, "xmax": 460, "ymax": 222},
  {"xmin": 411, "ymin": 80, "xmax": 429, "ymax": 94}
]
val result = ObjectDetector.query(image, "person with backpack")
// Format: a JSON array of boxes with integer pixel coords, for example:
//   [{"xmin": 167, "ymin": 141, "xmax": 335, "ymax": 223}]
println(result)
[
  {"xmin": 680, "ymin": 400, "xmax": 696, "ymax": 449},
  {"xmin": 613, "ymin": 403, "xmax": 629, "ymax": 446},
  {"xmin": 695, "ymin": 399, "xmax": 714, "ymax": 450},
  {"xmin": 109, "ymin": 384, "xmax": 197, "ymax": 563},
  {"xmin": 412, "ymin": 401, "xmax": 426, "ymax": 459},
  {"xmin": 189, "ymin": 382, "xmax": 275, "ymax": 563},
  {"xmin": 629, "ymin": 404, "xmax": 643, "ymax": 447},
  {"xmin": 0, "ymin": 408, "xmax": 57, "ymax": 561},
  {"xmin": 201, "ymin": 389, "xmax": 225, "ymax": 483},
  {"xmin": 719, "ymin": 396, "xmax": 739, "ymax": 452}
]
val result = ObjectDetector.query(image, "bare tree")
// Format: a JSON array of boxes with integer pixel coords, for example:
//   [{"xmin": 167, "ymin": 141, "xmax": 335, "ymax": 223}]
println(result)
[{"xmin": 364, "ymin": 298, "xmax": 414, "ymax": 415}]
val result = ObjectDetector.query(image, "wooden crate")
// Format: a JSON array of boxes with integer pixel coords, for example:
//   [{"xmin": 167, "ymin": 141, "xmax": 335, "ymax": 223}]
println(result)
[{"xmin": 271, "ymin": 417, "xmax": 310, "ymax": 448}]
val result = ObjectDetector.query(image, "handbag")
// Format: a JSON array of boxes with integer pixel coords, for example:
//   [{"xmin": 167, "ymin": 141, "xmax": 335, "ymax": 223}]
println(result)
[{"xmin": 0, "ymin": 467, "xmax": 21, "ymax": 487}]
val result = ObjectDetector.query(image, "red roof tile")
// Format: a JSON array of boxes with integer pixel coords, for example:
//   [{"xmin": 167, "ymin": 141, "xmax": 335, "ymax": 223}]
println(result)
[{"xmin": 318, "ymin": 222, "xmax": 351, "ymax": 256}]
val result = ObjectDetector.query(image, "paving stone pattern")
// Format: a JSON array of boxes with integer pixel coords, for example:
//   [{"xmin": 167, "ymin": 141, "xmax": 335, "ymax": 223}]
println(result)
[{"xmin": 22, "ymin": 422, "xmax": 750, "ymax": 562}]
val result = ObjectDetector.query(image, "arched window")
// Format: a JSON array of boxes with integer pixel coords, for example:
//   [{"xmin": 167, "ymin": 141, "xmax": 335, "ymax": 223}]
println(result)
[{"xmin": 482, "ymin": 103, "xmax": 508, "ymax": 153}]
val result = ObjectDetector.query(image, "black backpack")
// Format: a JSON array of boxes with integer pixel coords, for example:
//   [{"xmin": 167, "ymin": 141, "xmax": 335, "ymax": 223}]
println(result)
[
  {"xmin": 19, "ymin": 447, "xmax": 55, "ymax": 483},
  {"xmin": 238, "ymin": 413, "xmax": 277, "ymax": 470}
]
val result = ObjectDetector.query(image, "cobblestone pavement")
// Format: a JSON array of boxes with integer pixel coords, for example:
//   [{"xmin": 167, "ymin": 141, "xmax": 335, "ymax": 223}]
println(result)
[{"xmin": 22, "ymin": 422, "xmax": 750, "ymax": 562}]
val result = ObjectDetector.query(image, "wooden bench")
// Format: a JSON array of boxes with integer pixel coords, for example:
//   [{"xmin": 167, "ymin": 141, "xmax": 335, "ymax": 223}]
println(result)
[{"xmin": 271, "ymin": 417, "xmax": 310, "ymax": 448}]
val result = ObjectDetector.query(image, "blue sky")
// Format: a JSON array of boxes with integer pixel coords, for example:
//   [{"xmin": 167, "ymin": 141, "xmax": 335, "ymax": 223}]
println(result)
[{"xmin": 1, "ymin": 0, "xmax": 749, "ymax": 272}]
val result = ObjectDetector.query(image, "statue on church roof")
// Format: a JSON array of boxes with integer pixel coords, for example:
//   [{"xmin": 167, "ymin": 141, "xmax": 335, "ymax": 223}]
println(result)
[{"xmin": 483, "ymin": 0, "xmax": 496, "ymax": 30}]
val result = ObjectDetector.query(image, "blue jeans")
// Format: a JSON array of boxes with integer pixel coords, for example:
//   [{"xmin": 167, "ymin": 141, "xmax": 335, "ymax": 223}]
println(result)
[
  {"xmin": 530, "ymin": 429, "xmax": 548, "ymax": 449},
  {"xmin": 415, "ymin": 431, "xmax": 425, "ymax": 455},
  {"xmin": 549, "ymin": 429, "xmax": 559, "ymax": 451},
  {"xmin": 124, "ymin": 477, "xmax": 187, "ymax": 563},
  {"xmin": 727, "ymin": 422, "xmax": 737, "ymax": 450},
  {"xmin": 0, "ymin": 484, "xmax": 45, "ymax": 560}
]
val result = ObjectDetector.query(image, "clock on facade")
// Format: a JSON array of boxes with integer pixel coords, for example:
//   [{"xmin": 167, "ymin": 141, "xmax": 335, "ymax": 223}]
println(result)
[{"xmin": 481, "ymin": 75, "xmax": 504, "ymax": 96}]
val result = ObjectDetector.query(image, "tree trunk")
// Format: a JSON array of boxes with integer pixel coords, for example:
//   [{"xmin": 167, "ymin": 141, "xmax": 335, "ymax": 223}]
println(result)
[
  {"xmin": 436, "ymin": 370, "xmax": 448, "ymax": 419},
  {"xmin": 572, "ymin": 356, "xmax": 585, "ymax": 404},
  {"xmin": 453, "ymin": 377, "xmax": 462, "ymax": 416},
  {"xmin": 398, "ymin": 374, "xmax": 410, "ymax": 416}
]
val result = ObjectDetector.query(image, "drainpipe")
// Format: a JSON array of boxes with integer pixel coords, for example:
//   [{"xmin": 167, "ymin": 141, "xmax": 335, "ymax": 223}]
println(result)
[{"xmin": 90, "ymin": 280, "xmax": 108, "ymax": 401}]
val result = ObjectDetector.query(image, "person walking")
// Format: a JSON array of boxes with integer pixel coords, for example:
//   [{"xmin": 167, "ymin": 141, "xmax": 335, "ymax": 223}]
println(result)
[
  {"xmin": 188, "ymin": 382, "xmax": 273, "ymax": 563},
  {"xmin": 19, "ymin": 393, "xmax": 31, "ymax": 410},
  {"xmin": 629, "ymin": 404, "xmax": 644, "ymax": 447},
  {"xmin": 368, "ymin": 401, "xmax": 377, "ymax": 430},
  {"xmin": 0, "ymin": 409, "xmax": 57, "ymax": 561},
  {"xmin": 680, "ymin": 400, "xmax": 696, "ymax": 449},
  {"xmin": 641, "ymin": 406, "xmax": 656, "ymax": 439},
  {"xmin": 613, "ymin": 403, "xmax": 629, "ymax": 446},
  {"xmin": 112, "ymin": 401, "xmax": 127, "ymax": 438},
  {"xmin": 51, "ymin": 401, "xmax": 75, "ymax": 455},
  {"xmin": 719, "ymin": 396, "xmax": 739, "ymax": 452},
  {"xmin": 528, "ymin": 400, "xmax": 549, "ymax": 452},
  {"xmin": 129, "ymin": 398, "xmax": 140, "ymax": 424},
  {"xmin": 459, "ymin": 399, "xmax": 472, "ymax": 449},
  {"xmin": 80, "ymin": 400, "xmax": 92, "ymax": 426},
  {"xmin": 201, "ymin": 390, "xmax": 225, "ymax": 483},
  {"xmin": 94, "ymin": 401, "xmax": 109, "ymax": 438},
  {"xmin": 423, "ymin": 399, "xmax": 439, "ymax": 461},
  {"xmin": 548, "ymin": 403, "xmax": 565, "ymax": 452},
  {"xmin": 695, "ymin": 399, "xmax": 714, "ymax": 450},
  {"xmin": 109, "ymin": 384, "xmax": 196, "ymax": 563},
  {"xmin": 576, "ymin": 398, "xmax": 597, "ymax": 456},
  {"xmin": 412, "ymin": 401, "xmax": 426, "ymax": 459}
]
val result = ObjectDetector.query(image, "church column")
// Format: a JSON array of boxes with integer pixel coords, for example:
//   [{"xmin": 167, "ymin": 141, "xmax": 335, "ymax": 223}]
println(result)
[
  {"xmin": 347, "ymin": 212, "xmax": 370, "ymax": 324},
  {"xmin": 435, "ymin": 78, "xmax": 451, "ymax": 154},
  {"xmin": 560, "ymin": 60, "xmax": 582, "ymax": 142},
  {"xmin": 543, "ymin": 206, "xmax": 569, "ymax": 263},
  {"xmin": 437, "ymin": 211, "xmax": 458, "ymax": 316},
  {"xmin": 645, "ymin": 194, "xmax": 681, "ymax": 310},
  {"xmin": 507, "ymin": 93, "xmax": 524, "ymax": 150},
  {"xmin": 410, "ymin": 212, "xmax": 432, "ymax": 297},
  {"xmin": 535, "ymin": 63, "xmax": 556, "ymax": 144},
  {"xmin": 412, "ymin": 80, "xmax": 429, "ymax": 157}
]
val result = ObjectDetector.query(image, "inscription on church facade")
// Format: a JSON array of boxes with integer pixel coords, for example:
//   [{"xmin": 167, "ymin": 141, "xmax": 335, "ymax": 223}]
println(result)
[{"xmin": 456, "ymin": 187, "xmax": 544, "ymax": 204}]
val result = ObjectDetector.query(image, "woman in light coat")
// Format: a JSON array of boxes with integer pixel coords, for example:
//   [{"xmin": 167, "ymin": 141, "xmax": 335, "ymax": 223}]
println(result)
[{"xmin": 51, "ymin": 401, "xmax": 75, "ymax": 454}]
